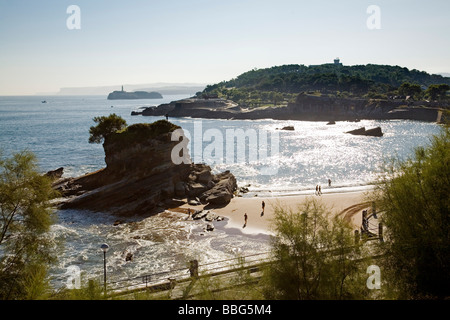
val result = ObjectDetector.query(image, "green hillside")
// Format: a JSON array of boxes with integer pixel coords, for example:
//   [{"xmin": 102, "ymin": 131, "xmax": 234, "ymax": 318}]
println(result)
[{"xmin": 201, "ymin": 63, "xmax": 450, "ymax": 107}]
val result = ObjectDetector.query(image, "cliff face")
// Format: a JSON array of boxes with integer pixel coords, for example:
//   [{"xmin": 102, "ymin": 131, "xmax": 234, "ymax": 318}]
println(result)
[
  {"xmin": 133, "ymin": 95, "xmax": 445, "ymax": 123},
  {"xmin": 56, "ymin": 121, "xmax": 237, "ymax": 216},
  {"xmin": 286, "ymin": 94, "xmax": 443, "ymax": 122}
]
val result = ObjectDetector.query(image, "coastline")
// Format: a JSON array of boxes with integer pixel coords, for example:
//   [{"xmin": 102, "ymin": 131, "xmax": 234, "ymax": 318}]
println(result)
[
  {"xmin": 136, "ymin": 96, "xmax": 447, "ymax": 123},
  {"xmin": 177, "ymin": 186, "xmax": 373, "ymax": 238}
]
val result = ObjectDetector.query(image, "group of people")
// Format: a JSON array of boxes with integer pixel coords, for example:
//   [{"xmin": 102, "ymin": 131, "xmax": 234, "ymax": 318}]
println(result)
[
  {"xmin": 243, "ymin": 200, "xmax": 265, "ymax": 229},
  {"xmin": 315, "ymin": 185, "xmax": 322, "ymax": 196},
  {"xmin": 315, "ymin": 179, "xmax": 332, "ymax": 196}
]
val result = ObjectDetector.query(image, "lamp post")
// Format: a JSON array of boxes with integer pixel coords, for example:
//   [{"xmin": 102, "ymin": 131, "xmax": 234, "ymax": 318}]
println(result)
[{"xmin": 101, "ymin": 243, "xmax": 109, "ymax": 296}]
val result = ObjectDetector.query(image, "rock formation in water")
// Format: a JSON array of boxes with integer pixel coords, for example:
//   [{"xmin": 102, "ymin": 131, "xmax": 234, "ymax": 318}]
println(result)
[
  {"xmin": 132, "ymin": 94, "xmax": 445, "ymax": 123},
  {"xmin": 345, "ymin": 126, "xmax": 384, "ymax": 137},
  {"xmin": 55, "ymin": 120, "xmax": 237, "ymax": 216},
  {"xmin": 107, "ymin": 90, "xmax": 163, "ymax": 100},
  {"xmin": 45, "ymin": 167, "xmax": 64, "ymax": 180}
]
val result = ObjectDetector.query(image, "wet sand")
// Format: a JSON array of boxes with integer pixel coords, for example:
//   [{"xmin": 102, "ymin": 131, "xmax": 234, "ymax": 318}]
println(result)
[{"xmin": 178, "ymin": 188, "xmax": 373, "ymax": 236}]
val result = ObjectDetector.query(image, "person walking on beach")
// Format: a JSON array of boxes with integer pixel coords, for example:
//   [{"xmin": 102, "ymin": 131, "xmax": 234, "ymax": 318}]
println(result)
[
  {"xmin": 262, "ymin": 201, "xmax": 265, "ymax": 213},
  {"xmin": 318, "ymin": 185, "xmax": 322, "ymax": 195},
  {"xmin": 244, "ymin": 213, "xmax": 248, "ymax": 228},
  {"xmin": 315, "ymin": 185, "xmax": 319, "ymax": 196},
  {"xmin": 328, "ymin": 179, "xmax": 332, "ymax": 187}
]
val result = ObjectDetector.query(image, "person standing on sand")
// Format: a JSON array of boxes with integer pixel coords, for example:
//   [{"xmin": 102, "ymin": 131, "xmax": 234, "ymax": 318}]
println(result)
[
  {"xmin": 319, "ymin": 185, "xmax": 322, "ymax": 195},
  {"xmin": 315, "ymin": 185, "xmax": 319, "ymax": 195},
  {"xmin": 328, "ymin": 179, "xmax": 332, "ymax": 187},
  {"xmin": 262, "ymin": 201, "xmax": 265, "ymax": 213},
  {"xmin": 244, "ymin": 213, "xmax": 248, "ymax": 228}
]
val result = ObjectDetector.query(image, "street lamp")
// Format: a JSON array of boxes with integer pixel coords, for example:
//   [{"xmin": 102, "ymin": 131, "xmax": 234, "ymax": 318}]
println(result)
[{"xmin": 101, "ymin": 243, "xmax": 109, "ymax": 295}]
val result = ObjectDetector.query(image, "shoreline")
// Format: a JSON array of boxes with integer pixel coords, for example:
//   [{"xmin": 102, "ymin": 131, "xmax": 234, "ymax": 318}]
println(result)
[
  {"xmin": 178, "ymin": 187, "xmax": 374, "ymax": 238},
  {"xmin": 238, "ymin": 183, "xmax": 376, "ymax": 198},
  {"xmin": 137, "ymin": 95, "xmax": 446, "ymax": 123}
]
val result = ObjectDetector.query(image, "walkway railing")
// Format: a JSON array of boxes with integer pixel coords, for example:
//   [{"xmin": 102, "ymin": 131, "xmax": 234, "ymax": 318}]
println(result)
[
  {"xmin": 106, "ymin": 208, "xmax": 385, "ymax": 297},
  {"xmin": 108, "ymin": 251, "xmax": 272, "ymax": 296}
]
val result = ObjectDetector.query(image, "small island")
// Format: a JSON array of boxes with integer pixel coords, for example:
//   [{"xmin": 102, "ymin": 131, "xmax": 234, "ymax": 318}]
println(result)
[{"xmin": 107, "ymin": 86, "xmax": 163, "ymax": 100}]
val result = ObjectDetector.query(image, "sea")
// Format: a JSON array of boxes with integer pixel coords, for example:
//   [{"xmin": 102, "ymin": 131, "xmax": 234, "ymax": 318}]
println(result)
[{"xmin": 0, "ymin": 95, "xmax": 442, "ymax": 290}]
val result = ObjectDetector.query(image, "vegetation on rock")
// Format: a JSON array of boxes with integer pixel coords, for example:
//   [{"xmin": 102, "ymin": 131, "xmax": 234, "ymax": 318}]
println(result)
[
  {"xmin": 200, "ymin": 63, "xmax": 450, "ymax": 108},
  {"xmin": 88, "ymin": 113, "xmax": 128, "ymax": 144}
]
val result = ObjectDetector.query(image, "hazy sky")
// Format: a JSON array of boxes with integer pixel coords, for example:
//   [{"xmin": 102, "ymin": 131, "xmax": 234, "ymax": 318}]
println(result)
[{"xmin": 0, "ymin": 0, "xmax": 449, "ymax": 95}]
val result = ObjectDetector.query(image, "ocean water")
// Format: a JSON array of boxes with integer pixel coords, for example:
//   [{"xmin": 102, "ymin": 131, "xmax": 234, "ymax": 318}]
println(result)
[{"xmin": 0, "ymin": 95, "xmax": 442, "ymax": 289}]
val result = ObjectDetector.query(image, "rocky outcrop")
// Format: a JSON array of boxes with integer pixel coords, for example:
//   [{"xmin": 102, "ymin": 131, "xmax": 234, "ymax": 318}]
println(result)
[
  {"xmin": 136, "ymin": 98, "xmax": 240, "ymax": 118},
  {"xmin": 346, "ymin": 127, "xmax": 367, "ymax": 135},
  {"xmin": 277, "ymin": 126, "xmax": 295, "ymax": 131},
  {"xmin": 346, "ymin": 127, "xmax": 384, "ymax": 137},
  {"xmin": 45, "ymin": 167, "xmax": 64, "ymax": 180},
  {"xmin": 200, "ymin": 170, "xmax": 237, "ymax": 206},
  {"xmin": 132, "ymin": 94, "xmax": 446, "ymax": 123},
  {"xmin": 56, "ymin": 120, "xmax": 237, "ymax": 216},
  {"xmin": 364, "ymin": 127, "xmax": 384, "ymax": 137}
]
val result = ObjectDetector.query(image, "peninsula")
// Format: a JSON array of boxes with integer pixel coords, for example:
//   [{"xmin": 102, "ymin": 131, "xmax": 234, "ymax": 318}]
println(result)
[
  {"xmin": 107, "ymin": 86, "xmax": 163, "ymax": 100},
  {"xmin": 133, "ymin": 94, "xmax": 447, "ymax": 123},
  {"xmin": 132, "ymin": 62, "xmax": 450, "ymax": 123}
]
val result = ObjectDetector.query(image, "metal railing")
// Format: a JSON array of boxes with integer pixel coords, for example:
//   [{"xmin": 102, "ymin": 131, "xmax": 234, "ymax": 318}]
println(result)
[
  {"xmin": 107, "ymin": 251, "xmax": 272, "ymax": 296},
  {"xmin": 106, "ymin": 208, "xmax": 385, "ymax": 297}
]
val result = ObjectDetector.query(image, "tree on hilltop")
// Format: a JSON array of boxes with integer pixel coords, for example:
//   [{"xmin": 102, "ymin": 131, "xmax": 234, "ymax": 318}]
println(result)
[
  {"xmin": 425, "ymin": 84, "xmax": 450, "ymax": 101},
  {"xmin": 398, "ymin": 82, "xmax": 422, "ymax": 99},
  {"xmin": 88, "ymin": 114, "xmax": 127, "ymax": 144}
]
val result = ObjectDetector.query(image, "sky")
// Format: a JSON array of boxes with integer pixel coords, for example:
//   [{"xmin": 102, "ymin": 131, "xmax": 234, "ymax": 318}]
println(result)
[{"xmin": 0, "ymin": 0, "xmax": 449, "ymax": 95}]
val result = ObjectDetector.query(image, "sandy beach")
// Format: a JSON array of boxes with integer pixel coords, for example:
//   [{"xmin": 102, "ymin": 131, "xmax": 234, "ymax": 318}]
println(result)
[{"xmin": 178, "ymin": 188, "xmax": 373, "ymax": 236}]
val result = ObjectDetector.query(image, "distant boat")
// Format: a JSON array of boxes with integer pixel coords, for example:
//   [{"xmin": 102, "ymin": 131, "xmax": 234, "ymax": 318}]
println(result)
[{"xmin": 41, "ymin": 100, "xmax": 47, "ymax": 103}]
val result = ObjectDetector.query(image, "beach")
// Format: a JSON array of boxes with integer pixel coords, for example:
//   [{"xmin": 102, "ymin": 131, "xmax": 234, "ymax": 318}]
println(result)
[
  {"xmin": 0, "ymin": 96, "xmax": 439, "ymax": 287},
  {"xmin": 179, "ymin": 188, "xmax": 372, "ymax": 237}
]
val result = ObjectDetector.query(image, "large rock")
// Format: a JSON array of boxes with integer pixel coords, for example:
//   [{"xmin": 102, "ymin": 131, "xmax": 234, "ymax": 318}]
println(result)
[
  {"xmin": 346, "ymin": 126, "xmax": 383, "ymax": 137},
  {"xmin": 59, "ymin": 122, "xmax": 191, "ymax": 216},
  {"xmin": 187, "ymin": 182, "xmax": 208, "ymax": 197},
  {"xmin": 197, "ymin": 170, "xmax": 213, "ymax": 185},
  {"xmin": 278, "ymin": 126, "xmax": 295, "ymax": 131},
  {"xmin": 57, "ymin": 121, "xmax": 237, "ymax": 215},
  {"xmin": 364, "ymin": 127, "xmax": 384, "ymax": 137},
  {"xmin": 45, "ymin": 167, "xmax": 64, "ymax": 180},
  {"xmin": 175, "ymin": 181, "xmax": 186, "ymax": 197},
  {"xmin": 200, "ymin": 170, "xmax": 237, "ymax": 206},
  {"xmin": 346, "ymin": 127, "xmax": 367, "ymax": 135}
]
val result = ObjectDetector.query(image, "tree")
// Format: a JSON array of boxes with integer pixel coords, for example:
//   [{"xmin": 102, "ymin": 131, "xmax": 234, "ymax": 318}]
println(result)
[
  {"xmin": 270, "ymin": 92, "xmax": 284, "ymax": 106},
  {"xmin": 398, "ymin": 82, "xmax": 422, "ymax": 99},
  {"xmin": 88, "ymin": 114, "xmax": 127, "ymax": 144},
  {"xmin": 262, "ymin": 198, "xmax": 367, "ymax": 300},
  {"xmin": 425, "ymin": 84, "xmax": 450, "ymax": 101},
  {"xmin": 372, "ymin": 128, "xmax": 450, "ymax": 298},
  {"xmin": 0, "ymin": 151, "xmax": 58, "ymax": 299}
]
